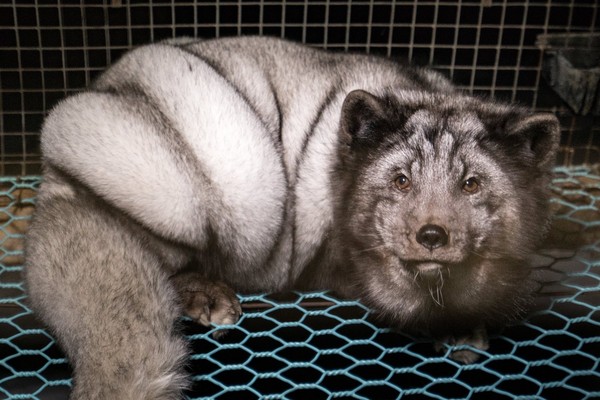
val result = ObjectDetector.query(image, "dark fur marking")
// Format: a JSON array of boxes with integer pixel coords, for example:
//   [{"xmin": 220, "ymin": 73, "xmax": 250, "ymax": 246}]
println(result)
[
  {"xmin": 94, "ymin": 82, "xmax": 212, "ymax": 183},
  {"xmin": 175, "ymin": 46, "xmax": 273, "ymax": 135},
  {"xmin": 299, "ymin": 83, "xmax": 342, "ymax": 162},
  {"xmin": 269, "ymin": 79, "xmax": 284, "ymax": 146},
  {"xmin": 290, "ymin": 83, "xmax": 341, "ymax": 270},
  {"xmin": 88, "ymin": 82, "xmax": 225, "ymax": 244},
  {"xmin": 176, "ymin": 45, "xmax": 291, "ymax": 273},
  {"xmin": 447, "ymin": 133, "xmax": 463, "ymax": 170},
  {"xmin": 261, "ymin": 78, "xmax": 291, "ymax": 271},
  {"xmin": 177, "ymin": 45, "xmax": 290, "ymax": 183}
]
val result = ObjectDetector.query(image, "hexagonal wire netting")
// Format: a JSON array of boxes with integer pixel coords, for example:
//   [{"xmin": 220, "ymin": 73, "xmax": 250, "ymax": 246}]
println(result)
[
  {"xmin": 1, "ymin": 0, "xmax": 599, "ymax": 398},
  {"xmin": 0, "ymin": 168, "xmax": 598, "ymax": 399}
]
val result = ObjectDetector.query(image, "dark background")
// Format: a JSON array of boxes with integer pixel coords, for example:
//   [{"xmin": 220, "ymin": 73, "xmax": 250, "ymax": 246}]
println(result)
[{"xmin": 1, "ymin": 0, "xmax": 598, "ymax": 173}]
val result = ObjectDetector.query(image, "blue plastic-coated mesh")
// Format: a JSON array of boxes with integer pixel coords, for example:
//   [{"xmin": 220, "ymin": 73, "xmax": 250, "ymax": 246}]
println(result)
[{"xmin": 0, "ymin": 168, "xmax": 599, "ymax": 399}]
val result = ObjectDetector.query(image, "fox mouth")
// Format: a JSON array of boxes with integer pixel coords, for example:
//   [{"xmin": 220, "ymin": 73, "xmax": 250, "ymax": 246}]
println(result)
[{"xmin": 406, "ymin": 261, "xmax": 448, "ymax": 281}]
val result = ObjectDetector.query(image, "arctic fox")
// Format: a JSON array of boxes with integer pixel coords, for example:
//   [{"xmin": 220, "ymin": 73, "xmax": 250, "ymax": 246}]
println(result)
[{"xmin": 25, "ymin": 36, "xmax": 559, "ymax": 399}]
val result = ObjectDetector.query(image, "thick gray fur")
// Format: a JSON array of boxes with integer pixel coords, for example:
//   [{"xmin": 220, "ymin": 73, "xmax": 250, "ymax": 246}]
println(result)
[{"xmin": 25, "ymin": 36, "xmax": 560, "ymax": 398}]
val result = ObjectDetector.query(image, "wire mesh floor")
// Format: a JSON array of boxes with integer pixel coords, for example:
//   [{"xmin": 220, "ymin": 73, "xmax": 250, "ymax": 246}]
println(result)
[{"xmin": 1, "ymin": 167, "xmax": 599, "ymax": 399}]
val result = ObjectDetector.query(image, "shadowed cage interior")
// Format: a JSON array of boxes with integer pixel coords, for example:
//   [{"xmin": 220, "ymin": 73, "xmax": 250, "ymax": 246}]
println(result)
[{"xmin": 0, "ymin": 1, "xmax": 599, "ymax": 399}]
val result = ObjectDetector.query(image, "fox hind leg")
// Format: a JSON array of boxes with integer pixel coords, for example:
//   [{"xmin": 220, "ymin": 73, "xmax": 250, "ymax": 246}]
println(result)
[{"xmin": 25, "ymin": 193, "xmax": 190, "ymax": 399}]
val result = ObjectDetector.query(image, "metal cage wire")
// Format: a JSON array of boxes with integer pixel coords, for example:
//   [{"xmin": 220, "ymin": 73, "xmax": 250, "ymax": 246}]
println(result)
[
  {"xmin": 0, "ymin": 1, "xmax": 599, "ymax": 399},
  {"xmin": 0, "ymin": 0, "xmax": 599, "ymax": 174}
]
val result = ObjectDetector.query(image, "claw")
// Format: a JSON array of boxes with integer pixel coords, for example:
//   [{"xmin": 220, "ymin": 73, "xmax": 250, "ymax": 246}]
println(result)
[{"xmin": 170, "ymin": 272, "xmax": 242, "ymax": 338}]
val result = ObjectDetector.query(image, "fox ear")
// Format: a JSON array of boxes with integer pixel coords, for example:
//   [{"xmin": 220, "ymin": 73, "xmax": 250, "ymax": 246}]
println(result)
[
  {"xmin": 506, "ymin": 113, "xmax": 560, "ymax": 169},
  {"xmin": 340, "ymin": 90, "xmax": 390, "ymax": 148}
]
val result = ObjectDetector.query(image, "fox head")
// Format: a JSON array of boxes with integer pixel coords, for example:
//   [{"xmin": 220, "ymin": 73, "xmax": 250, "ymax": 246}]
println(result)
[{"xmin": 335, "ymin": 89, "xmax": 559, "ymax": 335}]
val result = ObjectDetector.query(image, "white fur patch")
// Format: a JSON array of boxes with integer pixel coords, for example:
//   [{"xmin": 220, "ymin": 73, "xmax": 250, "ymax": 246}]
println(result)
[
  {"xmin": 43, "ymin": 45, "xmax": 287, "ymax": 261},
  {"xmin": 42, "ymin": 92, "xmax": 203, "ymax": 245},
  {"xmin": 120, "ymin": 46, "xmax": 287, "ymax": 260}
]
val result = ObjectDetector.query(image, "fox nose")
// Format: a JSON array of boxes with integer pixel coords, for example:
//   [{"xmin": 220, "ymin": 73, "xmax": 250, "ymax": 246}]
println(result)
[{"xmin": 416, "ymin": 224, "xmax": 448, "ymax": 250}]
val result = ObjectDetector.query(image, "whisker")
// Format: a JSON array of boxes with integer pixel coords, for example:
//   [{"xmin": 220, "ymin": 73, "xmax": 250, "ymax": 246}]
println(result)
[
  {"xmin": 429, "ymin": 285, "xmax": 444, "ymax": 307},
  {"xmin": 469, "ymin": 249, "xmax": 487, "ymax": 258},
  {"xmin": 438, "ymin": 269, "xmax": 446, "ymax": 307},
  {"xmin": 353, "ymin": 244, "xmax": 387, "ymax": 254},
  {"xmin": 413, "ymin": 269, "xmax": 420, "ymax": 282}
]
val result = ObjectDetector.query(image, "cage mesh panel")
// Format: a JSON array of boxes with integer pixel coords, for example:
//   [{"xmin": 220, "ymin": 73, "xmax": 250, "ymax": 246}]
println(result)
[
  {"xmin": 1, "ymin": 1, "xmax": 599, "ymax": 175},
  {"xmin": 0, "ymin": 168, "xmax": 599, "ymax": 399}
]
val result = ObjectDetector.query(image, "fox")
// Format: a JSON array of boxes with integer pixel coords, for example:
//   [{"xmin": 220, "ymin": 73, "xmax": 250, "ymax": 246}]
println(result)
[{"xmin": 25, "ymin": 36, "xmax": 559, "ymax": 399}]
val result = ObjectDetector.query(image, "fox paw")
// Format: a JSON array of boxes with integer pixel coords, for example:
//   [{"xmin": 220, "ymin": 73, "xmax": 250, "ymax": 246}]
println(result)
[
  {"xmin": 435, "ymin": 326, "xmax": 489, "ymax": 364},
  {"xmin": 171, "ymin": 272, "xmax": 242, "ymax": 338}
]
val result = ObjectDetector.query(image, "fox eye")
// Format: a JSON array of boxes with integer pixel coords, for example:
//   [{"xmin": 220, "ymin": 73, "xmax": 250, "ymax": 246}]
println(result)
[
  {"xmin": 463, "ymin": 177, "xmax": 479, "ymax": 193},
  {"xmin": 394, "ymin": 174, "xmax": 411, "ymax": 191}
]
